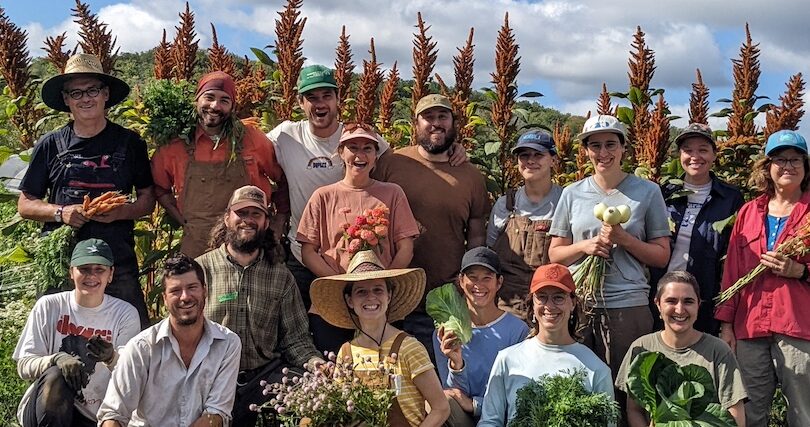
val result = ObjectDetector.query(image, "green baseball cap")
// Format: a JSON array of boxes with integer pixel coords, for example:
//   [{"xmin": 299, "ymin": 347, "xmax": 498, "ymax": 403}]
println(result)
[
  {"xmin": 297, "ymin": 65, "xmax": 338, "ymax": 94},
  {"xmin": 70, "ymin": 238, "xmax": 114, "ymax": 267}
]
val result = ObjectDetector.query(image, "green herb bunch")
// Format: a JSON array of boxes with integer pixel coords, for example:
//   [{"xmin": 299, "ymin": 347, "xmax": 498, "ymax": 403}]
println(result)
[
  {"xmin": 142, "ymin": 79, "xmax": 197, "ymax": 146},
  {"xmin": 0, "ymin": 224, "xmax": 73, "ymax": 297},
  {"xmin": 626, "ymin": 351, "xmax": 736, "ymax": 426},
  {"xmin": 509, "ymin": 369, "xmax": 619, "ymax": 427}
]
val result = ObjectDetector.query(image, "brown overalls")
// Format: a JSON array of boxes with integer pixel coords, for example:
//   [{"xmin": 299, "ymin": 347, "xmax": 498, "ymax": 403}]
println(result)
[{"xmin": 493, "ymin": 189, "xmax": 552, "ymax": 321}]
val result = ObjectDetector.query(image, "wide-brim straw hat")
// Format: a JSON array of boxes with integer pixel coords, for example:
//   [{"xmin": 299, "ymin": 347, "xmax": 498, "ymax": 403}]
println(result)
[
  {"xmin": 41, "ymin": 53, "xmax": 130, "ymax": 112},
  {"xmin": 311, "ymin": 250, "xmax": 426, "ymax": 329}
]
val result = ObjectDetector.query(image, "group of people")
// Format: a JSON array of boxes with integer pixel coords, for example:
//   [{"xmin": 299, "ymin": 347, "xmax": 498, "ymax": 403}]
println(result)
[{"xmin": 10, "ymin": 51, "xmax": 810, "ymax": 427}]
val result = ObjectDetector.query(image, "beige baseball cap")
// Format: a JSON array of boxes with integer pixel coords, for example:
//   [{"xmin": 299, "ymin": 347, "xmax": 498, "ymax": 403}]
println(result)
[{"xmin": 228, "ymin": 185, "xmax": 268, "ymax": 214}]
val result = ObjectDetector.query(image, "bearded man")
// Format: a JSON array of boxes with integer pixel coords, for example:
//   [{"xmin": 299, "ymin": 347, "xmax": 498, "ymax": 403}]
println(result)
[
  {"xmin": 372, "ymin": 94, "xmax": 489, "ymax": 358},
  {"xmin": 196, "ymin": 185, "xmax": 320, "ymax": 426},
  {"xmin": 151, "ymin": 71, "xmax": 283, "ymax": 258}
]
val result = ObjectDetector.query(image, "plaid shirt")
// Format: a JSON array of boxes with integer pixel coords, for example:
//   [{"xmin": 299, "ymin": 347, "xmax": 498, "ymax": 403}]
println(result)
[{"xmin": 198, "ymin": 245, "xmax": 319, "ymax": 370}]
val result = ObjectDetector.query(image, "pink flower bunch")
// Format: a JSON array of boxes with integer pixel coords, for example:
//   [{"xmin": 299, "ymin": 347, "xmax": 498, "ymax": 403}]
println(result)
[{"xmin": 340, "ymin": 204, "xmax": 391, "ymax": 258}]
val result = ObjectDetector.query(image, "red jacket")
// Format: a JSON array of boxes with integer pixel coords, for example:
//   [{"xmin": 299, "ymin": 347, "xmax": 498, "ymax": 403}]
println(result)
[{"xmin": 715, "ymin": 191, "xmax": 810, "ymax": 341}]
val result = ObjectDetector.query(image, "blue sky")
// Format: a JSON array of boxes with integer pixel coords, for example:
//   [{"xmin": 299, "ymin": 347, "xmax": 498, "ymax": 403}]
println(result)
[{"xmin": 4, "ymin": 0, "xmax": 809, "ymax": 137}]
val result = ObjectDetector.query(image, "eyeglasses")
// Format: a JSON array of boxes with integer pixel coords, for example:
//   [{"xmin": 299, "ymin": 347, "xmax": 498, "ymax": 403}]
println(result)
[
  {"xmin": 533, "ymin": 293, "xmax": 568, "ymax": 306},
  {"xmin": 63, "ymin": 86, "xmax": 105, "ymax": 100},
  {"xmin": 770, "ymin": 157, "xmax": 805, "ymax": 169}
]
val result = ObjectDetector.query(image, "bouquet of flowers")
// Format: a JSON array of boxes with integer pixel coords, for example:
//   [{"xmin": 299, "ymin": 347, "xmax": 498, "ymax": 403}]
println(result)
[
  {"xmin": 254, "ymin": 352, "xmax": 397, "ymax": 427},
  {"xmin": 340, "ymin": 204, "xmax": 390, "ymax": 258},
  {"xmin": 715, "ymin": 212, "xmax": 810, "ymax": 304}
]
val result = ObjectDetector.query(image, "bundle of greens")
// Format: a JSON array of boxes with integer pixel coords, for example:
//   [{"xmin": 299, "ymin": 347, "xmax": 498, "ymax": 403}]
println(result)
[
  {"xmin": 0, "ymin": 224, "xmax": 73, "ymax": 297},
  {"xmin": 626, "ymin": 351, "xmax": 736, "ymax": 427},
  {"xmin": 142, "ymin": 79, "xmax": 197, "ymax": 146},
  {"xmin": 509, "ymin": 369, "xmax": 618, "ymax": 427},
  {"xmin": 426, "ymin": 283, "xmax": 472, "ymax": 344}
]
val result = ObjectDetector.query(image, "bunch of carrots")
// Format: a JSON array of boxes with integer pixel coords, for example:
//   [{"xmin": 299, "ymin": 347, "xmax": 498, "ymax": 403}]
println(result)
[{"xmin": 80, "ymin": 191, "xmax": 129, "ymax": 218}]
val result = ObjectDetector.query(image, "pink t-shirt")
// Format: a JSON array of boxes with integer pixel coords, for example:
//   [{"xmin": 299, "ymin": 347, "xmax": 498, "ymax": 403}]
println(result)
[{"xmin": 297, "ymin": 180, "xmax": 419, "ymax": 273}]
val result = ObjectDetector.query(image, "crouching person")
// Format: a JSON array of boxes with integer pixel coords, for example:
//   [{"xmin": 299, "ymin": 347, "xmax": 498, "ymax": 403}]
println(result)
[
  {"xmin": 97, "ymin": 254, "xmax": 241, "ymax": 426},
  {"xmin": 13, "ymin": 239, "xmax": 140, "ymax": 427}
]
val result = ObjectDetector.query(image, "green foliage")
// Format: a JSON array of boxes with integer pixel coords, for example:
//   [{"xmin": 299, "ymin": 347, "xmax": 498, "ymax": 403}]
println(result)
[
  {"xmin": 141, "ymin": 79, "xmax": 197, "ymax": 146},
  {"xmin": 425, "ymin": 283, "xmax": 472, "ymax": 344},
  {"xmin": 626, "ymin": 351, "xmax": 736, "ymax": 426},
  {"xmin": 509, "ymin": 368, "xmax": 619, "ymax": 427},
  {"xmin": 0, "ymin": 299, "xmax": 34, "ymax": 426}
]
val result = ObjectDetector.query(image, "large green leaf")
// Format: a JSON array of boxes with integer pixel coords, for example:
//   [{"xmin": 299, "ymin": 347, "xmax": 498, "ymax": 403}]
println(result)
[
  {"xmin": 627, "ymin": 351, "xmax": 673, "ymax": 414},
  {"xmin": 425, "ymin": 283, "xmax": 472, "ymax": 344}
]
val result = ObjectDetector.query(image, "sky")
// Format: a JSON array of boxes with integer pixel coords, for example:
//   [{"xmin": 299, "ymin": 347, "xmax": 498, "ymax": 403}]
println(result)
[{"xmin": 3, "ymin": 0, "xmax": 809, "ymax": 138}]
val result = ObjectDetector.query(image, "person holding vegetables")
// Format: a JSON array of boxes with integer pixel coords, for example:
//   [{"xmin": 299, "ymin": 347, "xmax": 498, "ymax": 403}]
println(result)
[
  {"xmin": 547, "ymin": 115, "xmax": 670, "ymax": 421},
  {"xmin": 616, "ymin": 271, "xmax": 747, "ymax": 427},
  {"xmin": 297, "ymin": 124, "xmax": 420, "ymax": 354},
  {"xmin": 478, "ymin": 263, "xmax": 613, "ymax": 426},
  {"xmin": 17, "ymin": 53, "xmax": 155, "ymax": 329},
  {"xmin": 487, "ymin": 129, "xmax": 562, "ymax": 320},
  {"xmin": 648, "ymin": 123, "xmax": 744, "ymax": 335},
  {"xmin": 432, "ymin": 247, "xmax": 529, "ymax": 426},
  {"xmin": 310, "ymin": 250, "xmax": 450, "ymax": 426},
  {"xmin": 715, "ymin": 129, "xmax": 810, "ymax": 427}
]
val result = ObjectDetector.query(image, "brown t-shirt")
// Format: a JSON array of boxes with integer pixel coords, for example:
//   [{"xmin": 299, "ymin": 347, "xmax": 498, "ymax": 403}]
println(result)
[
  {"xmin": 296, "ymin": 180, "xmax": 419, "ymax": 273},
  {"xmin": 373, "ymin": 146, "xmax": 489, "ymax": 308}
]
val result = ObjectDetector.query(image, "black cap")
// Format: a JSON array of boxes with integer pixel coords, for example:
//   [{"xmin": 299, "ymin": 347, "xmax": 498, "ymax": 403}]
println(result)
[{"xmin": 460, "ymin": 247, "xmax": 501, "ymax": 274}]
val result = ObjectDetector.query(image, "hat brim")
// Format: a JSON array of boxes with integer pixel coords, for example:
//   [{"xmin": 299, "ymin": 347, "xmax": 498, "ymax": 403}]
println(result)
[
  {"xmin": 576, "ymin": 128, "xmax": 625, "ymax": 143},
  {"xmin": 674, "ymin": 132, "xmax": 715, "ymax": 148},
  {"xmin": 415, "ymin": 103, "xmax": 453, "ymax": 117},
  {"xmin": 70, "ymin": 255, "xmax": 114, "ymax": 267},
  {"xmin": 297, "ymin": 82, "xmax": 338, "ymax": 95},
  {"xmin": 461, "ymin": 262, "xmax": 499, "ymax": 274},
  {"xmin": 311, "ymin": 267, "xmax": 426, "ymax": 329},
  {"xmin": 530, "ymin": 281, "xmax": 575, "ymax": 295},
  {"xmin": 339, "ymin": 133, "xmax": 380, "ymax": 149},
  {"xmin": 230, "ymin": 200, "xmax": 268, "ymax": 213},
  {"xmin": 511, "ymin": 145, "xmax": 557, "ymax": 156},
  {"xmin": 41, "ymin": 72, "xmax": 130, "ymax": 112}
]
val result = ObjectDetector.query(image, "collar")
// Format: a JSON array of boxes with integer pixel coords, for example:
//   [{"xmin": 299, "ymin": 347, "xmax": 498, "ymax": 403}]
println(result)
[{"xmin": 155, "ymin": 317, "xmax": 226, "ymax": 343}]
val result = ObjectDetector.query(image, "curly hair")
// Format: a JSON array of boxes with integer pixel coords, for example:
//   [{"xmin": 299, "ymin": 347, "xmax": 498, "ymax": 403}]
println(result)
[
  {"xmin": 161, "ymin": 254, "xmax": 206, "ymax": 289},
  {"xmin": 749, "ymin": 153, "xmax": 810, "ymax": 197}
]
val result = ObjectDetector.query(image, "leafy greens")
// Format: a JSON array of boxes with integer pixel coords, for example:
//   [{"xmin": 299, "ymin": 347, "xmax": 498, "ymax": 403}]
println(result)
[{"xmin": 425, "ymin": 283, "xmax": 472, "ymax": 344}]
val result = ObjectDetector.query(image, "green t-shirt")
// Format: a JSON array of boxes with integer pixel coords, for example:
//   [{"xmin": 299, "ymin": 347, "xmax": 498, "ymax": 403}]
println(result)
[{"xmin": 615, "ymin": 332, "xmax": 747, "ymax": 410}]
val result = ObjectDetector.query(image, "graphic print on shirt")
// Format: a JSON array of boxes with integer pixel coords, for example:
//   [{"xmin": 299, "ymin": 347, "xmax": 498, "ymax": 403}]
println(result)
[
  {"xmin": 307, "ymin": 156, "xmax": 334, "ymax": 169},
  {"xmin": 56, "ymin": 314, "xmax": 113, "ymax": 341}
]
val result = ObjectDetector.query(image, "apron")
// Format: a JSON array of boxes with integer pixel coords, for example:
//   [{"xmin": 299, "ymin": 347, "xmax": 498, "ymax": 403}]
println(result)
[
  {"xmin": 493, "ymin": 189, "xmax": 552, "ymax": 320},
  {"xmin": 340, "ymin": 332, "xmax": 411, "ymax": 427},
  {"xmin": 179, "ymin": 139, "xmax": 250, "ymax": 258}
]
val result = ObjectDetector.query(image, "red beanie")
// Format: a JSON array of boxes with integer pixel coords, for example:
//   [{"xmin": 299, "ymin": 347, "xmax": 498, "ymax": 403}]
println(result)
[{"xmin": 196, "ymin": 71, "xmax": 236, "ymax": 100}]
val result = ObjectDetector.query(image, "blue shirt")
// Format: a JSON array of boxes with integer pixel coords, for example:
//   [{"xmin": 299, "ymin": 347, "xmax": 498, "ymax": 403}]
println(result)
[{"xmin": 766, "ymin": 214, "xmax": 789, "ymax": 251}]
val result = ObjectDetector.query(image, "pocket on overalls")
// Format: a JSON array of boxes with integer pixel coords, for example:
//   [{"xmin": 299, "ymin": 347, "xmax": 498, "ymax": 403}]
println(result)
[{"xmin": 525, "ymin": 219, "xmax": 552, "ymax": 267}]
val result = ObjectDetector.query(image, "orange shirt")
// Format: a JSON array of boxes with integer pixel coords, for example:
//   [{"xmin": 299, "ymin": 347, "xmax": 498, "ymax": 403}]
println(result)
[{"xmin": 151, "ymin": 125, "xmax": 283, "ymax": 212}]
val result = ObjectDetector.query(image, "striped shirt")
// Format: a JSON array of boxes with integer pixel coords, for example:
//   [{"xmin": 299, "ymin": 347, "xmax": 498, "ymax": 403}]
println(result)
[
  {"xmin": 198, "ymin": 245, "xmax": 319, "ymax": 370},
  {"xmin": 340, "ymin": 335, "xmax": 434, "ymax": 426}
]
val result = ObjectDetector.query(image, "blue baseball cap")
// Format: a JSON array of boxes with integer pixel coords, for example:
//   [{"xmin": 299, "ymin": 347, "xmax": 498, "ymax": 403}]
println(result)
[
  {"xmin": 511, "ymin": 129, "xmax": 557, "ymax": 156},
  {"xmin": 765, "ymin": 130, "xmax": 808, "ymax": 156}
]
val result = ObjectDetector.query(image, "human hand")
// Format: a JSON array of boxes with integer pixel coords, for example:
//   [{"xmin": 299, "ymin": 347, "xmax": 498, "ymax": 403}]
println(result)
[
  {"xmin": 600, "ymin": 223, "xmax": 631, "ymax": 247},
  {"xmin": 86, "ymin": 335, "xmax": 115, "ymax": 363},
  {"xmin": 760, "ymin": 251, "xmax": 805, "ymax": 278},
  {"xmin": 437, "ymin": 326, "xmax": 463, "ymax": 370},
  {"xmin": 719, "ymin": 322, "xmax": 736, "ymax": 353},
  {"xmin": 61, "ymin": 204, "xmax": 88, "ymax": 228},
  {"xmin": 444, "ymin": 388, "xmax": 474, "ymax": 413},
  {"xmin": 53, "ymin": 352, "xmax": 88, "ymax": 391},
  {"xmin": 582, "ymin": 235, "xmax": 612, "ymax": 258},
  {"xmin": 92, "ymin": 204, "xmax": 128, "ymax": 223},
  {"xmin": 448, "ymin": 142, "xmax": 469, "ymax": 167}
]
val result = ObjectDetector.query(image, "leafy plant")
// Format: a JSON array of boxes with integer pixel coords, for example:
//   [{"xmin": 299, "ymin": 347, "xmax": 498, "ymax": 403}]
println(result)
[
  {"xmin": 626, "ymin": 351, "xmax": 736, "ymax": 426},
  {"xmin": 509, "ymin": 368, "xmax": 618, "ymax": 427},
  {"xmin": 425, "ymin": 282, "xmax": 472, "ymax": 344},
  {"xmin": 0, "ymin": 299, "xmax": 34, "ymax": 425},
  {"xmin": 141, "ymin": 79, "xmax": 196, "ymax": 146}
]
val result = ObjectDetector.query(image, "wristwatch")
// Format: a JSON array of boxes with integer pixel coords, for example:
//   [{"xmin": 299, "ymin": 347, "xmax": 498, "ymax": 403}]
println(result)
[{"xmin": 54, "ymin": 206, "xmax": 64, "ymax": 223}]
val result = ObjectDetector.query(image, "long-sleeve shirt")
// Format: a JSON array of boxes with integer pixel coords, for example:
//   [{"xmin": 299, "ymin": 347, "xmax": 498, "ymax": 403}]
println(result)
[
  {"xmin": 432, "ymin": 312, "xmax": 528, "ymax": 417},
  {"xmin": 97, "ymin": 318, "xmax": 241, "ymax": 426},
  {"xmin": 198, "ymin": 245, "xmax": 320, "ymax": 370},
  {"xmin": 715, "ymin": 191, "xmax": 810, "ymax": 340}
]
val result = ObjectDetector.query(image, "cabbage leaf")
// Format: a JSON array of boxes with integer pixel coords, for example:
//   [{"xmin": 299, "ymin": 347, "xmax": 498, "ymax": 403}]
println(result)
[{"xmin": 425, "ymin": 283, "xmax": 472, "ymax": 344}]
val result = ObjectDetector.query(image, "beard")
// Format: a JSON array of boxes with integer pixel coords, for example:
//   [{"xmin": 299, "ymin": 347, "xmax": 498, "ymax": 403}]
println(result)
[
  {"xmin": 416, "ymin": 125, "xmax": 456, "ymax": 154},
  {"xmin": 225, "ymin": 225, "xmax": 266, "ymax": 254}
]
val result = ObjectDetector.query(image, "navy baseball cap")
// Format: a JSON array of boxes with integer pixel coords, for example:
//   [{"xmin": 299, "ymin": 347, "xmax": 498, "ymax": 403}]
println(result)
[
  {"xmin": 511, "ymin": 129, "xmax": 557, "ymax": 156},
  {"xmin": 460, "ymin": 247, "xmax": 501, "ymax": 274}
]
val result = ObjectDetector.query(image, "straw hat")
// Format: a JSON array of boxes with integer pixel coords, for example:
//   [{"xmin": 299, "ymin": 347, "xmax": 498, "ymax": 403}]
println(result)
[
  {"xmin": 41, "ymin": 53, "xmax": 131, "ymax": 112},
  {"xmin": 311, "ymin": 250, "xmax": 425, "ymax": 329}
]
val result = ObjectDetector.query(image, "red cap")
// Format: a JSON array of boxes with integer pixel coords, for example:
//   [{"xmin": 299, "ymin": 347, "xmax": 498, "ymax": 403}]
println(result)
[
  {"xmin": 196, "ymin": 71, "xmax": 236, "ymax": 101},
  {"xmin": 530, "ymin": 263, "xmax": 576, "ymax": 294}
]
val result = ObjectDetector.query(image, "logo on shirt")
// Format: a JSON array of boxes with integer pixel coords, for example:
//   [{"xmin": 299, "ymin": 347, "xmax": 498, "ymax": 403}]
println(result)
[
  {"xmin": 307, "ymin": 156, "xmax": 334, "ymax": 169},
  {"xmin": 56, "ymin": 314, "xmax": 113, "ymax": 341}
]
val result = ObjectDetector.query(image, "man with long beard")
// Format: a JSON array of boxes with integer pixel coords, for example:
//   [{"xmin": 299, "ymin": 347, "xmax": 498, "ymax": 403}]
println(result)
[
  {"xmin": 98, "ymin": 254, "xmax": 241, "ymax": 427},
  {"xmin": 373, "ymin": 94, "xmax": 489, "ymax": 358},
  {"xmin": 196, "ymin": 185, "xmax": 320, "ymax": 426},
  {"xmin": 151, "ymin": 71, "xmax": 283, "ymax": 258}
]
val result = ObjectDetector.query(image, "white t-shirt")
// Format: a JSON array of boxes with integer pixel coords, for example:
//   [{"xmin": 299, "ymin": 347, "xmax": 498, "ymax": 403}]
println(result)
[
  {"xmin": 13, "ymin": 291, "xmax": 140, "ymax": 422},
  {"xmin": 667, "ymin": 181, "xmax": 712, "ymax": 272},
  {"xmin": 267, "ymin": 121, "xmax": 390, "ymax": 263}
]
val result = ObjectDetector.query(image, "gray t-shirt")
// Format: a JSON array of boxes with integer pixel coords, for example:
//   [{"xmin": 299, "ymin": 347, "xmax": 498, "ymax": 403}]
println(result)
[
  {"xmin": 549, "ymin": 175, "xmax": 670, "ymax": 308},
  {"xmin": 487, "ymin": 184, "xmax": 563, "ymax": 246},
  {"xmin": 615, "ymin": 332, "xmax": 747, "ymax": 411}
]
